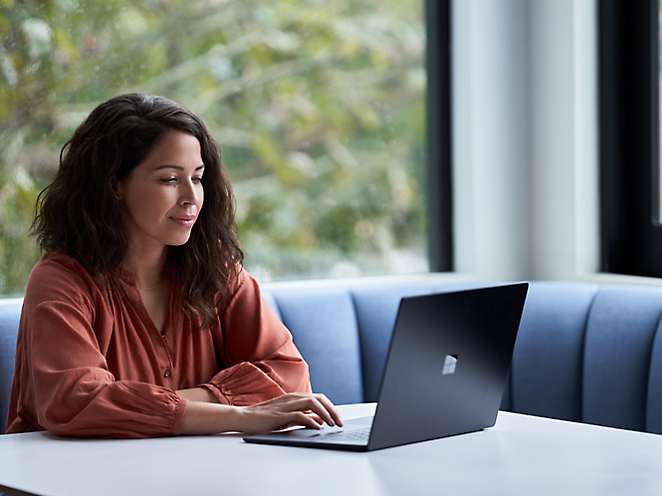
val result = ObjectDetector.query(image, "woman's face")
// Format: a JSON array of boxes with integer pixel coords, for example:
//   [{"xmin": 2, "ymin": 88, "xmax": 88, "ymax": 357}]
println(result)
[{"xmin": 116, "ymin": 129, "xmax": 205, "ymax": 252}]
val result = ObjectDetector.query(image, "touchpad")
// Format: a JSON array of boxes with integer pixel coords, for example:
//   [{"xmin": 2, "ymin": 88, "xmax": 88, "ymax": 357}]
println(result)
[{"xmin": 343, "ymin": 416, "xmax": 374, "ymax": 427}]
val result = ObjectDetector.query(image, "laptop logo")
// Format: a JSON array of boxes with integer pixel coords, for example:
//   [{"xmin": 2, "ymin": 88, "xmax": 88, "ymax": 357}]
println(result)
[{"xmin": 442, "ymin": 354, "xmax": 458, "ymax": 375}]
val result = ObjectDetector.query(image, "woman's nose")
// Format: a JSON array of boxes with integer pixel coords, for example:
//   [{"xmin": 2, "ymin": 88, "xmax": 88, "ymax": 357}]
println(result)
[{"xmin": 180, "ymin": 181, "xmax": 201, "ymax": 204}]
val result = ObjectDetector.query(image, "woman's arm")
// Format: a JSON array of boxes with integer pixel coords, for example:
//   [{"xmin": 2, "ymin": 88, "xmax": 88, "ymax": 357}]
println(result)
[
  {"xmin": 176, "ymin": 266, "xmax": 344, "ymax": 435},
  {"xmin": 176, "ymin": 387, "xmax": 219, "ymax": 403},
  {"xmin": 178, "ymin": 392, "xmax": 343, "ymax": 435},
  {"xmin": 202, "ymin": 270, "xmax": 313, "ymax": 405},
  {"xmin": 9, "ymin": 256, "xmax": 188, "ymax": 438},
  {"xmin": 13, "ymin": 299, "xmax": 187, "ymax": 438}
]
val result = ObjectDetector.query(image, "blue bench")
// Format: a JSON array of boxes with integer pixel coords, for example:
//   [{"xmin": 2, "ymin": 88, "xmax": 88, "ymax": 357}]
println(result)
[
  {"xmin": 1, "ymin": 280, "xmax": 662, "ymax": 435},
  {"xmin": 263, "ymin": 280, "xmax": 662, "ymax": 434}
]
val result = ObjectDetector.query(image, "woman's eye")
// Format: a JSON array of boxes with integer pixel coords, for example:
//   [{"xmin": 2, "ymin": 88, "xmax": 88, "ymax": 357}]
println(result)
[
  {"xmin": 192, "ymin": 177, "xmax": 203, "ymax": 184},
  {"xmin": 160, "ymin": 177, "xmax": 177, "ymax": 184}
]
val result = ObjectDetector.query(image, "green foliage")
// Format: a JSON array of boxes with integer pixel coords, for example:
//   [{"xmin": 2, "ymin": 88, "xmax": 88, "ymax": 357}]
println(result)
[{"xmin": 0, "ymin": 0, "xmax": 427, "ymax": 292}]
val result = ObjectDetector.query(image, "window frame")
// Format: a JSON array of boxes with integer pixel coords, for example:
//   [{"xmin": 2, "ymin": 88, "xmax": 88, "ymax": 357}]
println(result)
[
  {"xmin": 425, "ymin": 0, "xmax": 453, "ymax": 273},
  {"xmin": 600, "ymin": 0, "xmax": 661, "ymax": 276}
]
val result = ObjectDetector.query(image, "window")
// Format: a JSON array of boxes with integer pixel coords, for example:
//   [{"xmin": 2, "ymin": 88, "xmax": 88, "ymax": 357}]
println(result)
[
  {"xmin": 0, "ymin": 0, "xmax": 451, "ymax": 294},
  {"xmin": 600, "ymin": 0, "xmax": 662, "ymax": 277}
]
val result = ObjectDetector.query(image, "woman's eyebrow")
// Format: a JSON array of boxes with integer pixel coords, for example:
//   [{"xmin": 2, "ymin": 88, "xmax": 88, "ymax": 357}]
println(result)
[{"xmin": 155, "ymin": 164, "xmax": 206, "ymax": 171}]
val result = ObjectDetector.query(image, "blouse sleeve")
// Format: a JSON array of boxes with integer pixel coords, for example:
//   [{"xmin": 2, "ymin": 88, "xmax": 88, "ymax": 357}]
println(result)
[
  {"xmin": 201, "ymin": 269, "xmax": 312, "ymax": 406},
  {"xmin": 10, "ymin": 260, "xmax": 187, "ymax": 439}
]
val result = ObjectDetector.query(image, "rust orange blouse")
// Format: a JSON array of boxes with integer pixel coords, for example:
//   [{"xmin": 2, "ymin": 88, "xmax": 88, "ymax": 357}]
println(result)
[{"xmin": 6, "ymin": 251, "xmax": 311, "ymax": 438}]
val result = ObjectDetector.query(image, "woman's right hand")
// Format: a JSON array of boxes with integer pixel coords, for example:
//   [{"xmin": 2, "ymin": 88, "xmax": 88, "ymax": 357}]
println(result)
[
  {"xmin": 237, "ymin": 393, "xmax": 343, "ymax": 435},
  {"xmin": 179, "ymin": 392, "xmax": 343, "ymax": 436}
]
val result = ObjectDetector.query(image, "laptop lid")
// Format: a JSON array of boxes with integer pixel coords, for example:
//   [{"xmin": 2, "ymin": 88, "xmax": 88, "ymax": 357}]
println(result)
[
  {"xmin": 244, "ymin": 282, "xmax": 529, "ymax": 451},
  {"xmin": 367, "ymin": 282, "xmax": 528, "ymax": 450}
]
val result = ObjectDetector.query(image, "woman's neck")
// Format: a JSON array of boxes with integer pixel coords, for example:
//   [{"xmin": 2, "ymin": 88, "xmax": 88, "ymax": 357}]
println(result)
[{"xmin": 122, "ymin": 244, "xmax": 168, "ymax": 289}]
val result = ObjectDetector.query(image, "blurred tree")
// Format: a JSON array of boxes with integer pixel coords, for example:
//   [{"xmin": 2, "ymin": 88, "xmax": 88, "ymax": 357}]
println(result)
[{"xmin": 0, "ymin": 0, "xmax": 426, "ymax": 293}]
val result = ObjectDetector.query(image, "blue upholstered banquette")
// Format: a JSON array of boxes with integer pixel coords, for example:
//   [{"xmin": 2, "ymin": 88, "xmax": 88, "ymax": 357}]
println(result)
[
  {"xmin": 263, "ymin": 280, "xmax": 662, "ymax": 435},
  {"xmin": 1, "ymin": 280, "xmax": 662, "ymax": 435},
  {"xmin": 0, "ymin": 299, "xmax": 20, "ymax": 435}
]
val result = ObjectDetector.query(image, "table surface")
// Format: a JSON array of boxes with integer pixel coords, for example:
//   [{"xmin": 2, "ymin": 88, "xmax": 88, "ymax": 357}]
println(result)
[{"xmin": 0, "ymin": 403, "xmax": 661, "ymax": 496}]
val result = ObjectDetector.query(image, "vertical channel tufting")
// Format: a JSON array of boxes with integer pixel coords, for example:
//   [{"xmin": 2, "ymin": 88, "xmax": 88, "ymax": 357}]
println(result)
[
  {"xmin": 256, "ymin": 281, "xmax": 662, "ymax": 434},
  {"xmin": 0, "ymin": 300, "xmax": 21, "ymax": 434},
  {"xmin": 268, "ymin": 287, "xmax": 364, "ymax": 405},
  {"xmin": 646, "ymin": 318, "xmax": 662, "ymax": 434},
  {"xmin": 500, "ymin": 369, "xmax": 513, "ymax": 411},
  {"xmin": 509, "ymin": 282, "xmax": 598, "ymax": 422},
  {"xmin": 352, "ymin": 285, "xmax": 434, "ymax": 402},
  {"xmin": 583, "ymin": 286, "xmax": 662, "ymax": 431}
]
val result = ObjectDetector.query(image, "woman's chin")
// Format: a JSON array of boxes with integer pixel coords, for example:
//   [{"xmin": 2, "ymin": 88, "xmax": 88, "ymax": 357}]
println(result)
[{"xmin": 166, "ymin": 234, "xmax": 193, "ymax": 247}]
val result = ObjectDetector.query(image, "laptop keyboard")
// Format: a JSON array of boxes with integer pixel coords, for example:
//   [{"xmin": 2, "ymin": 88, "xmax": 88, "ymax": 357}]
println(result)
[{"xmin": 320, "ymin": 427, "xmax": 371, "ymax": 443}]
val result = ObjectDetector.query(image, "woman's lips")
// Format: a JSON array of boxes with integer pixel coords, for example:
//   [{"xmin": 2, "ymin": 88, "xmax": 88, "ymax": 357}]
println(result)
[{"xmin": 170, "ymin": 215, "xmax": 196, "ymax": 228}]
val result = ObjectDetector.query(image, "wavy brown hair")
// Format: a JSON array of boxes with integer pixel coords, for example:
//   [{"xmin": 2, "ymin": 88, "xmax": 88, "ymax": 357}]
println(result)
[{"xmin": 32, "ymin": 93, "xmax": 244, "ymax": 328}]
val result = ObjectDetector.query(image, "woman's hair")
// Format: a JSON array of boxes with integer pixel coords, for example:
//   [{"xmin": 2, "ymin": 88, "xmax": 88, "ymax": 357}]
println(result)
[{"xmin": 32, "ymin": 93, "xmax": 244, "ymax": 328}]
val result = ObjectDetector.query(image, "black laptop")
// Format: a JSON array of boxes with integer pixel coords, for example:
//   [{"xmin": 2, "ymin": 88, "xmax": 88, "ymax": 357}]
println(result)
[{"xmin": 244, "ymin": 283, "xmax": 529, "ymax": 451}]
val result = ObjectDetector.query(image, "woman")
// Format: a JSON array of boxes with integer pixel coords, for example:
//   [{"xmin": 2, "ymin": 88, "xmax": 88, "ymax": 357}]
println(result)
[{"xmin": 6, "ymin": 93, "xmax": 341, "ymax": 438}]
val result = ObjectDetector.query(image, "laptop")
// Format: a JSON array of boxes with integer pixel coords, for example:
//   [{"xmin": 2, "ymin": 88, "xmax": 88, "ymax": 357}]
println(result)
[{"xmin": 244, "ymin": 282, "xmax": 529, "ymax": 451}]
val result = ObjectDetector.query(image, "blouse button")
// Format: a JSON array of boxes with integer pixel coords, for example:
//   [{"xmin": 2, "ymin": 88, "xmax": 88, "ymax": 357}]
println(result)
[{"xmin": 164, "ymin": 369, "xmax": 171, "ymax": 378}]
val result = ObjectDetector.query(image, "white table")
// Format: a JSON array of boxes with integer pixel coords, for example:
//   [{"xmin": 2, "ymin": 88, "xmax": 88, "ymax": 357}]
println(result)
[{"xmin": 0, "ymin": 403, "xmax": 661, "ymax": 496}]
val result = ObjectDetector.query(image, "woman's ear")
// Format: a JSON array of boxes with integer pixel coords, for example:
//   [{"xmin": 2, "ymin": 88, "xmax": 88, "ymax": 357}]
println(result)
[{"xmin": 113, "ymin": 179, "xmax": 123, "ymax": 200}]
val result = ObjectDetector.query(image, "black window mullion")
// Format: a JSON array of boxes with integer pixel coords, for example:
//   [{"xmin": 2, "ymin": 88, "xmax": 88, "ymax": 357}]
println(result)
[
  {"xmin": 600, "ymin": 0, "xmax": 661, "ymax": 277},
  {"xmin": 425, "ymin": 0, "xmax": 453, "ymax": 272}
]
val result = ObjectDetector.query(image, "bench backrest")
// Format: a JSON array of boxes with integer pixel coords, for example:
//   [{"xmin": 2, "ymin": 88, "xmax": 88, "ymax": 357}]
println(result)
[
  {"xmin": 0, "ymin": 299, "xmax": 21, "ymax": 434},
  {"xmin": 2, "ymin": 281, "xmax": 662, "ymax": 434},
  {"xmin": 265, "ymin": 281, "xmax": 662, "ymax": 434}
]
